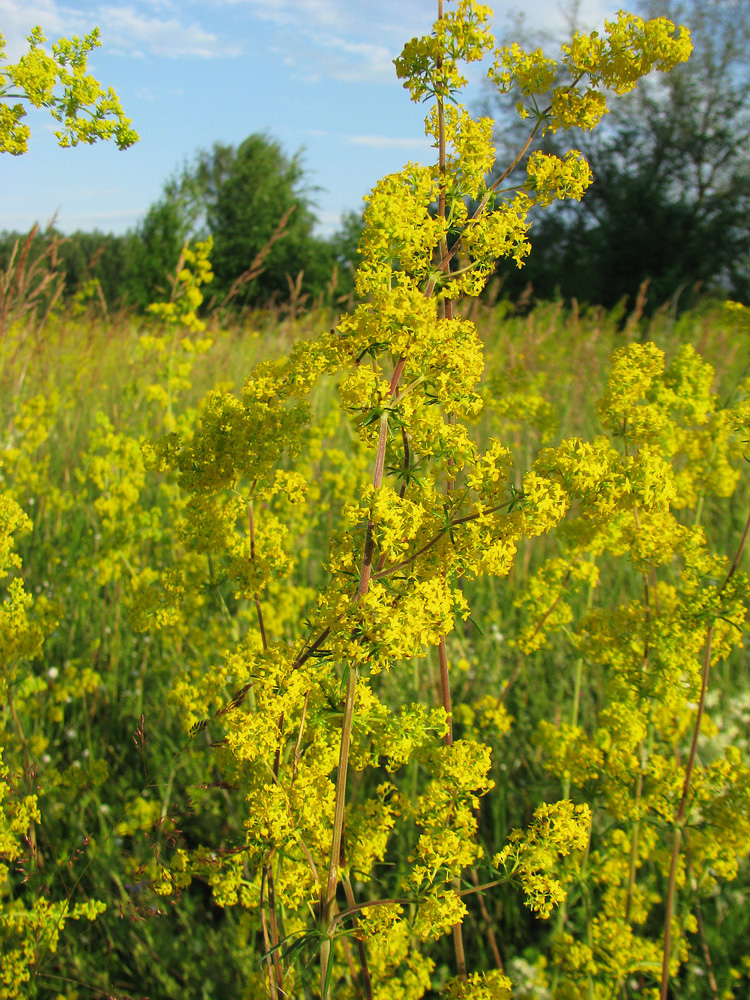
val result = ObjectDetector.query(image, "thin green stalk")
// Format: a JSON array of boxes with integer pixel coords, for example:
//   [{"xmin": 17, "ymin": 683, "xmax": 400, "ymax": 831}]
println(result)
[
  {"xmin": 248, "ymin": 496, "xmax": 268, "ymax": 650},
  {"xmin": 343, "ymin": 874, "xmax": 374, "ymax": 1000}
]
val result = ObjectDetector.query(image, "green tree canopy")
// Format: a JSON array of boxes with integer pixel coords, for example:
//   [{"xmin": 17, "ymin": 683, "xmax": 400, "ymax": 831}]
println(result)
[{"xmin": 147, "ymin": 133, "xmax": 337, "ymax": 307}]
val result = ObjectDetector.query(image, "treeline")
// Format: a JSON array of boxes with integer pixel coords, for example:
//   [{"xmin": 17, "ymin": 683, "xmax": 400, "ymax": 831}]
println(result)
[
  {"xmin": 0, "ymin": 133, "xmax": 362, "ymax": 313},
  {"xmin": 4, "ymin": 0, "xmax": 749, "ymax": 317}
]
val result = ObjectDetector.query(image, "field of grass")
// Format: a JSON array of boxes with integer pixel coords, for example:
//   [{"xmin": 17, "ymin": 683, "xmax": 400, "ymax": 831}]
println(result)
[{"xmin": 1, "ymin": 288, "xmax": 749, "ymax": 1000}]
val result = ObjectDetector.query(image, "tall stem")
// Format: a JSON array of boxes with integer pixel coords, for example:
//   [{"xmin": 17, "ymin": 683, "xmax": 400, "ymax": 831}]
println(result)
[
  {"xmin": 320, "ymin": 361, "xmax": 405, "ymax": 998},
  {"xmin": 432, "ymin": 0, "xmax": 468, "ymax": 976},
  {"xmin": 659, "ymin": 507, "xmax": 750, "ymax": 999}
]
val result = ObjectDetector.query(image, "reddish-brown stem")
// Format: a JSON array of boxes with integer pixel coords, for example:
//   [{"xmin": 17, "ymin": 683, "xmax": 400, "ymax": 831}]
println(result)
[
  {"xmin": 293, "ymin": 626, "xmax": 331, "ymax": 672},
  {"xmin": 320, "ymin": 356, "xmax": 407, "ymax": 998},
  {"xmin": 470, "ymin": 867, "xmax": 504, "ymax": 971}
]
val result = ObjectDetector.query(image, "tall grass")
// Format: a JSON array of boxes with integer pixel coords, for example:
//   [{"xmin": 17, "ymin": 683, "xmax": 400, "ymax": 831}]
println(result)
[{"xmin": 1, "ymin": 288, "xmax": 748, "ymax": 998}]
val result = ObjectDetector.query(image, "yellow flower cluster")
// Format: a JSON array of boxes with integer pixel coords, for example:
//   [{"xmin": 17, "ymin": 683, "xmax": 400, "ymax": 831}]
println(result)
[
  {"xmin": 1, "ymin": 26, "xmax": 138, "ymax": 154},
  {"xmin": 488, "ymin": 9, "xmax": 691, "ymax": 134},
  {"xmin": 444, "ymin": 971, "xmax": 513, "ymax": 999},
  {"xmin": 493, "ymin": 800, "xmax": 592, "ymax": 918},
  {"xmin": 563, "ymin": 12, "xmax": 693, "ymax": 95},
  {"xmin": 525, "ymin": 150, "xmax": 593, "ymax": 208},
  {"xmin": 395, "ymin": 0, "xmax": 494, "ymax": 102}
]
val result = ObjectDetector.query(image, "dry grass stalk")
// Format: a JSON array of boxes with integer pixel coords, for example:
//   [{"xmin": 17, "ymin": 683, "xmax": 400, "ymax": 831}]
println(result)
[
  {"xmin": 0, "ymin": 223, "xmax": 66, "ymax": 340},
  {"xmin": 219, "ymin": 204, "xmax": 297, "ymax": 311}
]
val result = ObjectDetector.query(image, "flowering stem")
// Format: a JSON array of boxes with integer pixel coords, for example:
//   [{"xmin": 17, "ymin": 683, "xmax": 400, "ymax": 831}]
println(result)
[
  {"xmin": 433, "ymin": 11, "xmax": 468, "ymax": 955},
  {"xmin": 320, "ymin": 359, "xmax": 406, "ymax": 999},
  {"xmin": 660, "ymin": 507, "xmax": 750, "ymax": 999},
  {"xmin": 248, "ymin": 497, "xmax": 268, "ymax": 650}
]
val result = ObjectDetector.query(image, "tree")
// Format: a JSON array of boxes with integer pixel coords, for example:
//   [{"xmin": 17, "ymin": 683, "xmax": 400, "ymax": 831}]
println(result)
[
  {"xmin": 147, "ymin": 134, "xmax": 337, "ymax": 307},
  {"xmin": 161, "ymin": 141, "xmax": 237, "ymax": 242},
  {"xmin": 119, "ymin": 201, "xmax": 186, "ymax": 308},
  {"xmin": 488, "ymin": 0, "xmax": 750, "ymax": 309}
]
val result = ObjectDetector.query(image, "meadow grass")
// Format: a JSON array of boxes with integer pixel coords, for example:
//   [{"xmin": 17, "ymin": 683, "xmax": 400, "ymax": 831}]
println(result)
[{"xmin": 1, "ymin": 293, "xmax": 749, "ymax": 999}]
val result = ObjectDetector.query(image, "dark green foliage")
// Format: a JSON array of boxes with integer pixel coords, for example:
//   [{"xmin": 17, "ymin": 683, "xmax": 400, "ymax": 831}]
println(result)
[
  {"xmin": 493, "ymin": 0, "xmax": 750, "ymax": 311},
  {"xmin": 123, "ymin": 200, "xmax": 186, "ymax": 307},
  {"xmin": 208, "ymin": 134, "xmax": 335, "ymax": 305},
  {"xmin": 327, "ymin": 208, "xmax": 364, "ymax": 300}
]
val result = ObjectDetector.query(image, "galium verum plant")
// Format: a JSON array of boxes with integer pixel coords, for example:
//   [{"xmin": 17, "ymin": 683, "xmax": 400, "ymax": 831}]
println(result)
[
  {"xmin": 1, "ymin": 25, "xmax": 137, "ymax": 996},
  {"xmin": 128, "ymin": 4, "xmax": 750, "ymax": 999}
]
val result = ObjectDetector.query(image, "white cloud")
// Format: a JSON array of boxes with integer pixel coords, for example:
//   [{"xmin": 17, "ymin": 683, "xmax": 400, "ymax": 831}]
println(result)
[
  {"xmin": 0, "ymin": 0, "xmax": 241, "ymax": 60},
  {"xmin": 230, "ymin": 0, "xmax": 431, "ymax": 83},
  {"xmin": 319, "ymin": 34, "xmax": 394, "ymax": 81},
  {"xmin": 0, "ymin": 0, "xmax": 85, "ymax": 58},
  {"xmin": 235, "ymin": 0, "xmax": 431, "ymax": 41},
  {"xmin": 96, "ymin": 5, "xmax": 239, "ymax": 58}
]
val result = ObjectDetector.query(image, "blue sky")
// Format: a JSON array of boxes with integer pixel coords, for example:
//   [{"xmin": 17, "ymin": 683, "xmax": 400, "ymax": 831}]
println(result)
[{"xmin": 1, "ymin": 0, "xmax": 618, "ymax": 238}]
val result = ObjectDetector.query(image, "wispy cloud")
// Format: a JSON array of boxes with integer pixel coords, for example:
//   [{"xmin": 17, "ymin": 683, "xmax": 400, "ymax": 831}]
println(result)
[
  {"xmin": 97, "ymin": 6, "xmax": 239, "ymax": 58},
  {"xmin": 0, "ymin": 0, "xmax": 82, "ymax": 58},
  {"xmin": 300, "ymin": 32, "xmax": 394, "ymax": 83},
  {"xmin": 232, "ymin": 0, "xmax": 432, "ymax": 83},
  {"xmin": 0, "ymin": 0, "xmax": 241, "ymax": 59},
  {"xmin": 235, "ymin": 0, "xmax": 432, "ymax": 41}
]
